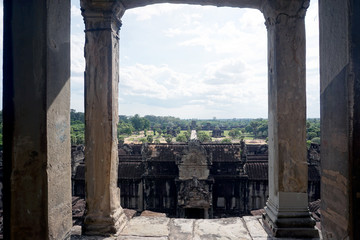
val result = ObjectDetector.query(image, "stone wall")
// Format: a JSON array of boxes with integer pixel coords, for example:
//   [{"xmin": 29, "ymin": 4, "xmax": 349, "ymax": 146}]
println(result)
[{"xmin": 70, "ymin": 141, "xmax": 320, "ymax": 219}]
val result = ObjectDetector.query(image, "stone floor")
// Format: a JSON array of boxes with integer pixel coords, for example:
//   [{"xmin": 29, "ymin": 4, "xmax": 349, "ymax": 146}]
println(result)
[{"xmin": 71, "ymin": 215, "xmax": 322, "ymax": 240}]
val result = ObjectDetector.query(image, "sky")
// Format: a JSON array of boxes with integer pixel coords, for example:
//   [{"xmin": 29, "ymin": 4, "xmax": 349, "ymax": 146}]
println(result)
[{"xmin": 1, "ymin": 1, "xmax": 320, "ymax": 119}]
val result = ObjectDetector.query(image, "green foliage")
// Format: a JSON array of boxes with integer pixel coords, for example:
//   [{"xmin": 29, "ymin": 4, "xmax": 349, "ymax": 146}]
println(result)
[
  {"xmin": 139, "ymin": 137, "xmax": 147, "ymax": 143},
  {"xmin": 118, "ymin": 122, "xmax": 134, "ymax": 135},
  {"xmin": 147, "ymin": 135, "xmax": 154, "ymax": 143},
  {"xmin": 228, "ymin": 128, "xmax": 241, "ymax": 139},
  {"xmin": 176, "ymin": 134, "xmax": 188, "ymax": 142},
  {"xmin": 71, "ymin": 123, "xmax": 85, "ymax": 145},
  {"xmin": 306, "ymin": 140, "xmax": 312, "ymax": 149},
  {"xmin": 306, "ymin": 119, "xmax": 320, "ymax": 140},
  {"xmin": 164, "ymin": 134, "xmax": 173, "ymax": 144},
  {"xmin": 221, "ymin": 138, "xmax": 232, "ymax": 143},
  {"xmin": 184, "ymin": 131, "xmax": 191, "ymax": 141},
  {"xmin": 70, "ymin": 109, "xmax": 84, "ymax": 124},
  {"xmin": 307, "ymin": 132, "xmax": 317, "ymax": 140},
  {"xmin": 311, "ymin": 137, "xmax": 321, "ymax": 144},
  {"xmin": 130, "ymin": 114, "xmax": 150, "ymax": 132},
  {"xmin": 197, "ymin": 131, "xmax": 211, "ymax": 142}
]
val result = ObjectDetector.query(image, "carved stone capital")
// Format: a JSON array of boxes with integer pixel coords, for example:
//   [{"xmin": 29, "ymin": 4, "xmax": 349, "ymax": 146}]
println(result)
[
  {"xmin": 260, "ymin": 0, "xmax": 309, "ymax": 28},
  {"xmin": 80, "ymin": 0, "xmax": 125, "ymax": 34}
]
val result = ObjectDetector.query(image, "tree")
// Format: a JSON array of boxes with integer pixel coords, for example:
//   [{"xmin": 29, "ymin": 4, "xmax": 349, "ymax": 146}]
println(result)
[
  {"xmin": 147, "ymin": 135, "xmax": 154, "ymax": 143},
  {"xmin": 221, "ymin": 138, "xmax": 232, "ymax": 143},
  {"xmin": 307, "ymin": 132, "xmax": 317, "ymax": 140},
  {"xmin": 197, "ymin": 131, "xmax": 211, "ymax": 142},
  {"xmin": 139, "ymin": 137, "xmax": 147, "ymax": 144},
  {"xmin": 164, "ymin": 134, "xmax": 173, "ymax": 144},
  {"xmin": 130, "ymin": 114, "xmax": 142, "ymax": 131},
  {"xmin": 157, "ymin": 128, "xmax": 162, "ymax": 137},
  {"xmin": 130, "ymin": 114, "xmax": 150, "ymax": 132},
  {"xmin": 176, "ymin": 134, "xmax": 187, "ymax": 142},
  {"xmin": 311, "ymin": 137, "xmax": 320, "ymax": 144},
  {"xmin": 228, "ymin": 129, "xmax": 241, "ymax": 139},
  {"xmin": 184, "ymin": 131, "xmax": 191, "ymax": 141},
  {"xmin": 118, "ymin": 122, "xmax": 134, "ymax": 135}
]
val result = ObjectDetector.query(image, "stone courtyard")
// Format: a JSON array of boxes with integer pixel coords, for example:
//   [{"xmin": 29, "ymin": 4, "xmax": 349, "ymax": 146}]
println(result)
[{"xmin": 71, "ymin": 215, "xmax": 322, "ymax": 240}]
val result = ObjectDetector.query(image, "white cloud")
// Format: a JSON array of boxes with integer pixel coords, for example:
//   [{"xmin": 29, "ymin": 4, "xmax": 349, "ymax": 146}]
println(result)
[
  {"xmin": 71, "ymin": 4, "xmax": 82, "ymax": 18},
  {"xmin": 305, "ymin": 1, "xmax": 320, "ymax": 118},
  {"xmin": 70, "ymin": 0, "xmax": 85, "ymax": 111},
  {"xmin": 0, "ymin": 1, "xmax": 319, "ymax": 118},
  {"xmin": 164, "ymin": 9, "xmax": 267, "ymax": 62},
  {"xmin": 119, "ymin": 55, "xmax": 268, "ymax": 118},
  {"xmin": 119, "ymin": 5, "xmax": 271, "ymax": 118},
  {"xmin": 71, "ymin": 34, "xmax": 85, "ymax": 74},
  {"xmin": 126, "ymin": 4, "xmax": 184, "ymax": 21}
]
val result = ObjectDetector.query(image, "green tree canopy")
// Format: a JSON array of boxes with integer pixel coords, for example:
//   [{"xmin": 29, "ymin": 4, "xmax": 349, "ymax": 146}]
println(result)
[{"xmin": 197, "ymin": 131, "xmax": 211, "ymax": 142}]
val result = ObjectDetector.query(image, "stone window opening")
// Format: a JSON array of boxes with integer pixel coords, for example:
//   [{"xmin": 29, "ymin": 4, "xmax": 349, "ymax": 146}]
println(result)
[{"xmin": 15, "ymin": 0, "xmax": 360, "ymax": 239}]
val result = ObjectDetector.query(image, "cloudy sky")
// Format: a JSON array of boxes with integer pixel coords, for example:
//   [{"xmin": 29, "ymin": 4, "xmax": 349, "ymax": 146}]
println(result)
[{"xmin": 1, "ymin": 1, "xmax": 320, "ymax": 119}]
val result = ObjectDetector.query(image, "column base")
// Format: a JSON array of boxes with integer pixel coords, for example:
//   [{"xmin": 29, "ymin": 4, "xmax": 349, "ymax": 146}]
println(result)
[
  {"xmin": 262, "ymin": 200, "xmax": 319, "ymax": 238},
  {"xmin": 83, "ymin": 207, "xmax": 128, "ymax": 236}
]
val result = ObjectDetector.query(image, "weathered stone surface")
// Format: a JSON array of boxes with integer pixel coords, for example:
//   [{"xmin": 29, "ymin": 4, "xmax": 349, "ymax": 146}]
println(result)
[
  {"xmin": 81, "ymin": 0, "xmax": 127, "ymax": 235},
  {"xmin": 319, "ymin": 1, "xmax": 360, "ymax": 239},
  {"xmin": 3, "ymin": 1, "xmax": 72, "ymax": 239},
  {"xmin": 178, "ymin": 141, "xmax": 210, "ymax": 180},
  {"xmin": 193, "ymin": 218, "xmax": 251, "ymax": 240},
  {"xmin": 117, "ymin": 237, "xmax": 168, "ymax": 240},
  {"xmin": 123, "ymin": 209, "xmax": 137, "ymax": 220},
  {"xmin": 260, "ymin": 0, "xmax": 318, "ymax": 238},
  {"xmin": 140, "ymin": 210, "xmax": 166, "ymax": 217},
  {"xmin": 169, "ymin": 218, "xmax": 194, "ymax": 240},
  {"xmin": 243, "ymin": 216, "xmax": 268, "ymax": 239},
  {"xmin": 119, "ymin": 217, "xmax": 170, "ymax": 237},
  {"xmin": 71, "ymin": 236, "xmax": 116, "ymax": 240}
]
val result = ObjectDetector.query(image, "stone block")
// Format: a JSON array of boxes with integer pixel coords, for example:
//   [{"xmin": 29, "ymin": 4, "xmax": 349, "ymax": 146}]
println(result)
[
  {"xmin": 193, "ymin": 218, "xmax": 251, "ymax": 240},
  {"xmin": 243, "ymin": 216, "xmax": 268, "ymax": 239},
  {"xmin": 119, "ymin": 217, "xmax": 170, "ymax": 237},
  {"xmin": 169, "ymin": 218, "xmax": 194, "ymax": 240}
]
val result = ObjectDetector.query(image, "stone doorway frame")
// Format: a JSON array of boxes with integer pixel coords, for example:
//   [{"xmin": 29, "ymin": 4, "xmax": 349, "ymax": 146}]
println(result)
[{"xmin": 9, "ymin": 0, "xmax": 360, "ymax": 239}]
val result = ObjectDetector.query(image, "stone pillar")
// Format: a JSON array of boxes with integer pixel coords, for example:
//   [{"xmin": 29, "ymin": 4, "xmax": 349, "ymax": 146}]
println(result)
[
  {"xmin": 81, "ymin": 0, "xmax": 127, "ymax": 235},
  {"xmin": 3, "ymin": 0, "xmax": 72, "ymax": 239},
  {"xmin": 319, "ymin": 1, "xmax": 360, "ymax": 239},
  {"xmin": 261, "ymin": 0, "xmax": 318, "ymax": 238}
]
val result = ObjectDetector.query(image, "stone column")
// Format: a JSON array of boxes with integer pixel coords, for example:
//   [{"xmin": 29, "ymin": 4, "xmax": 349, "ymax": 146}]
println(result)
[
  {"xmin": 261, "ymin": 0, "xmax": 318, "ymax": 238},
  {"xmin": 81, "ymin": 0, "xmax": 127, "ymax": 236},
  {"xmin": 319, "ymin": 1, "xmax": 360, "ymax": 239},
  {"xmin": 3, "ymin": 1, "xmax": 72, "ymax": 239}
]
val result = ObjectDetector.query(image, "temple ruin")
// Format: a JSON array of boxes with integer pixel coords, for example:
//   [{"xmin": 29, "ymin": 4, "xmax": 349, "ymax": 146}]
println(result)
[
  {"xmin": 71, "ymin": 141, "xmax": 320, "ymax": 219},
  {"xmin": 2, "ymin": 0, "xmax": 360, "ymax": 239}
]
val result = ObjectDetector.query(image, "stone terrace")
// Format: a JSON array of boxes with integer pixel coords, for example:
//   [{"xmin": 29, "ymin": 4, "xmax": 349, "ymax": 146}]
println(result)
[{"xmin": 71, "ymin": 215, "xmax": 322, "ymax": 240}]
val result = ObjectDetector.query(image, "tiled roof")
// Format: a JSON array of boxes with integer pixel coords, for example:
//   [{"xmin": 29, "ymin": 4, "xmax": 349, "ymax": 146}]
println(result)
[
  {"xmin": 244, "ymin": 162, "xmax": 268, "ymax": 180},
  {"xmin": 245, "ymin": 162, "xmax": 320, "ymax": 182},
  {"xmin": 118, "ymin": 163, "xmax": 144, "ymax": 179}
]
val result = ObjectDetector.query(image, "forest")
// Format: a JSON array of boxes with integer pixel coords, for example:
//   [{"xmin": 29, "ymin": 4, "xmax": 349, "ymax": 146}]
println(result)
[{"xmin": 69, "ymin": 110, "xmax": 320, "ymax": 146}]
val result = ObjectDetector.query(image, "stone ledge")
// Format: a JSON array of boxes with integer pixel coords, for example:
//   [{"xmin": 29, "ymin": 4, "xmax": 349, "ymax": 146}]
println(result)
[{"xmin": 71, "ymin": 215, "xmax": 322, "ymax": 240}]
